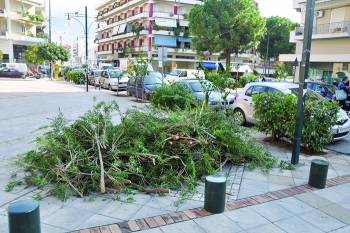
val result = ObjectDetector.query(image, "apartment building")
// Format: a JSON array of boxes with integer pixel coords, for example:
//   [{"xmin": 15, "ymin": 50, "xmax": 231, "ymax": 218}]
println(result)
[
  {"xmin": 280, "ymin": 0, "xmax": 350, "ymax": 81},
  {"xmin": 95, "ymin": 0, "xmax": 257, "ymax": 71},
  {"xmin": 0, "ymin": 0, "xmax": 46, "ymax": 63}
]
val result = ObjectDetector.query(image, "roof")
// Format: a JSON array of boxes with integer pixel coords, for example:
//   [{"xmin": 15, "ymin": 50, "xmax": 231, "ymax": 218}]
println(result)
[{"xmin": 247, "ymin": 82, "xmax": 299, "ymax": 90}]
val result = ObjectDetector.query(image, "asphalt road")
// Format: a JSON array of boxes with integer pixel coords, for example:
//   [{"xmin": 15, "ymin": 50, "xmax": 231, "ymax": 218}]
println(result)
[{"xmin": 0, "ymin": 78, "xmax": 143, "ymax": 162}]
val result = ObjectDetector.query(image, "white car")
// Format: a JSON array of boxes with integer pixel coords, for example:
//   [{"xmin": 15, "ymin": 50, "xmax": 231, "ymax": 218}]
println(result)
[
  {"xmin": 100, "ymin": 69, "xmax": 129, "ymax": 91},
  {"xmin": 165, "ymin": 69, "xmax": 205, "ymax": 83},
  {"xmin": 232, "ymin": 82, "xmax": 350, "ymax": 141}
]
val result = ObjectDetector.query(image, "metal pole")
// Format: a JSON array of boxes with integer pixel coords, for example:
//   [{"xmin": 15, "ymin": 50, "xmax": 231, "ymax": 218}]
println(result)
[
  {"xmin": 85, "ymin": 6, "xmax": 89, "ymax": 92},
  {"xmin": 264, "ymin": 33, "xmax": 269, "ymax": 76},
  {"xmin": 48, "ymin": 0, "xmax": 52, "ymax": 80},
  {"xmin": 291, "ymin": 0, "xmax": 315, "ymax": 165}
]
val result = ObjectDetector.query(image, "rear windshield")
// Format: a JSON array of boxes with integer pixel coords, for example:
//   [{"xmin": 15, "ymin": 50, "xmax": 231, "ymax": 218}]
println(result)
[{"xmin": 109, "ymin": 70, "xmax": 123, "ymax": 78}]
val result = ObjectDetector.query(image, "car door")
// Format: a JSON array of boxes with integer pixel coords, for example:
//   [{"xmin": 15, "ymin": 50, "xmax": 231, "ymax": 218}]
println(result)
[{"xmin": 244, "ymin": 85, "xmax": 268, "ymax": 122}]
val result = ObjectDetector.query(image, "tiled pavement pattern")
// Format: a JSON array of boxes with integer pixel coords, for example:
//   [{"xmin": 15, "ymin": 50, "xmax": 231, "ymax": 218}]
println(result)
[{"xmin": 73, "ymin": 175, "xmax": 350, "ymax": 233}]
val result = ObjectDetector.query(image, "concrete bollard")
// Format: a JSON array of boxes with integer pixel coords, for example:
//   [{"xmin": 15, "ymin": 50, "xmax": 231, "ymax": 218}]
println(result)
[
  {"xmin": 8, "ymin": 199, "xmax": 41, "ymax": 233},
  {"xmin": 308, "ymin": 159, "xmax": 329, "ymax": 189},
  {"xmin": 204, "ymin": 175, "xmax": 226, "ymax": 214}
]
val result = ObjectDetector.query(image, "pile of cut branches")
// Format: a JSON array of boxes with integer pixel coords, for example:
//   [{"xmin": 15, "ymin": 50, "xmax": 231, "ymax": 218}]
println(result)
[{"xmin": 19, "ymin": 102, "xmax": 275, "ymax": 200}]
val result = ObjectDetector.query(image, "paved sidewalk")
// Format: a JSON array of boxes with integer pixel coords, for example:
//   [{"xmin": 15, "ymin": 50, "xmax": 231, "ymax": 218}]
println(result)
[{"xmin": 73, "ymin": 176, "xmax": 350, "ymax": 233}]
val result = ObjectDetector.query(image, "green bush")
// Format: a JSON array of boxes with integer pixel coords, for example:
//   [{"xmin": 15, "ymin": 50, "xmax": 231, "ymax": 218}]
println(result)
[
  {"xmin": 238, "ymin": 74, "xmax": 258, "ymax": 88},
  {"xmin": 67, "ymin": 70, "xmax": 83, "ymax": 84},
  {"xmin": 253, "ymin": 92, "xmax": 339, "ymax": 152},
  {"xmin": 150, "ymin": 83, "xmax": 196, "ymax": 110},
  {"xmin": 19, "ymin": 102, "xmax": 275, "ymax": 200}
]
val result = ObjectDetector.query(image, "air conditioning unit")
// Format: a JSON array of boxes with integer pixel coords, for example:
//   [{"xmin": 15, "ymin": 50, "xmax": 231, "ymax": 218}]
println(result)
[{"xmin": 316, "ymin": 10, "xmax": 324, "ymax": 18}]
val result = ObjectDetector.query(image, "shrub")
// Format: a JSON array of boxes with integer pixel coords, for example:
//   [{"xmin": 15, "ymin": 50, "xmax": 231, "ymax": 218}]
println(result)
[
  {"xmin": 19, "ymin": 102, "xmax": 275, "ymax": 200},
  {"xmin": 253, "ymin": 92, "xmax": 339, "ymax": 152},
  {"xmin": 238, "ymin": 74, "xmax": 258, "ymax": 88},
  {"xmin": 150, "ymin": 83, "xmax": 196, "ymax": 110},
  {"xmin": 67, "ymin": 70, "xmax": 83, "ymax": 84}
]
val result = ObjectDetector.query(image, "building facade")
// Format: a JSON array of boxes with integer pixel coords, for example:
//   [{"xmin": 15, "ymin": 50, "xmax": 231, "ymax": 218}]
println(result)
[
  {"xmin": 0, "ymin": 0, "xmax": 46, "ymax": 63},
  {"xmin": 280, "ymin": 0, "xmax": 350, "ymax": 81},
  {"xmin": 95, "ymin": 0, "xmax": 257, "ymax": 71}
]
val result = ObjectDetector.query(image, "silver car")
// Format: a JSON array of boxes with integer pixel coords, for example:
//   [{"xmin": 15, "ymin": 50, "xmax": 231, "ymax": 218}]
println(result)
[
  {"xmin": 232, "ymin": 82, "xmax": 350, "ymax": 141},
  {"xmin": 100, "ymin": 69, "xmax": 129, "ymax": 91}
]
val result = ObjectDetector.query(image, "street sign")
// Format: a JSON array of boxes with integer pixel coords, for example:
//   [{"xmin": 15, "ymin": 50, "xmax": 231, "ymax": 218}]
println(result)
[{"xmin": 158, "ymin": 47, "xmax": 167, "ymax": 68}]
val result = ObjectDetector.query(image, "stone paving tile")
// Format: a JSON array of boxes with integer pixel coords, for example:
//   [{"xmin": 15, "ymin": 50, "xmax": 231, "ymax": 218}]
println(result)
[
  {"xmin": 332, "ymin": 226, "xmax": 350, "ymax": 233},
  {"xmin": 0, "ymin": 191, "xmax": 19, "ymax": 206},
  {"xmin": 268, "ymin": 175, "xmax": 295, "ymax": 186},
  {"xmin": 132, "ymin": 205, "xmax": 171, "ymax": 220},
  {"xmin": 68, "ymin": 196, "xmax": 112, "ymax": 212},
  {"xmin": 76, "ymin": 214, "xmax": 122, "ymax": 230},
  {"xmin": 42, "ymin": 207, "xmax": 95, "ymax": 231},
  {"xmin": 41, "ymin": 223, "xmax": 67, "ymax": 233},
  {"xmin": 98, "ymin": 201, "xmax": 143, "ymax": 221},
  {"xmin": 295, "ymin": 192, "xmax": 334, "ymax": 209},
  {"xmin": 299, "ymin": 209, "xmax": 346, "ymax": 232},
  {"xmin": 313, "ymin": 188, "xmax": 348, "ymax": 203},
  {"xmin": 319, "ymin": 204, "xmax": 350, "ymax": 225},
  {"xmin": 245, "ymin": 224, "xmax": 286, "ymax": 233},
  {"xmin": 160, "ymin": 220, "xmax": 205, "ymax": 233},
  {"xmin": 194, "ymin": 213, "xmax": 243, "ymax": 233},
  {"xmin": 176, "ymin": 199, "xmax": 203, "ymax": 212},
  {"xmin": 274, "ymin": 216, "xmax": 324, "ymax": 233},
  {"xmin": 251, "ymin": 201, "xmax": 294, "ymax": 222},
  {"xmin": 224, "ymin": 206, "xmax": 271, "ymax": 230},
  {"xmin": 138, "ymin": 228, "xmax": 163, "ymax": 233},
  {"xmin": 275, "ymin": 197, "xmax": 315, "ymax": 215},
  {"xmin": 144, "ymin": 196, "xmax": 178, "ymax": 212}
]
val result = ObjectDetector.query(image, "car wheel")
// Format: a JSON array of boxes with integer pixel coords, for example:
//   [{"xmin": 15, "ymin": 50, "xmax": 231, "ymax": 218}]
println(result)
[
  {"xmin": 232, "ymin": 109, "xmax": 246, "ymax": 126},
  {"xmin": 108, "ymin": 85, "xmax": 112, "ymax": 91}
]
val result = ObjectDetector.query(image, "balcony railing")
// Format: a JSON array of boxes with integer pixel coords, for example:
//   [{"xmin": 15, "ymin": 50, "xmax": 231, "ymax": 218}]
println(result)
[{"xmin": 296, "ymin": 21, "xmax": 350, "ymax": 37}]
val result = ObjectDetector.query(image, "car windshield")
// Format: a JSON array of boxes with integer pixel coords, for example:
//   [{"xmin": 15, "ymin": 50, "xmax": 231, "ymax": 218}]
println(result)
[
  {"xmin": 94, "ymin": 71, "xmax": 102, "ymax": 77},
  {"xmin": 144, "ymin": 76, "xmax": 162, "ymax": 85},
  {"xmin": 188, "ymin": 81, "xmax": 216, "ymax": 92},
  {"xmin": 284, "ymin": 88, "xmax": 324, "ymax": 100},
  {"xmin": 109, "ymin": 70, "xmax": 123, "ymax": 79},
  {"xmin": 281, "ymin": 88, "xmax": 299, "ymax": 95},
  {"xmin": 148, "ymin": 72, "xmax": 162, "ymax": 79}
]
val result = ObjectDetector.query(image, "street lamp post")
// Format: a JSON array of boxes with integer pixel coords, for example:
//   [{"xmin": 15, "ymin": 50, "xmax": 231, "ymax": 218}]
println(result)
[
  {"xmin": 291, "ymin": 0, "xmax": 315, "ymax": 165},
  {"xmin": 66, "ymin": 7, "xmax": 96, "ymax": 92},
  {"xmin": 264, "ymin": 32, "xmax": 270, "ymax": 77}
]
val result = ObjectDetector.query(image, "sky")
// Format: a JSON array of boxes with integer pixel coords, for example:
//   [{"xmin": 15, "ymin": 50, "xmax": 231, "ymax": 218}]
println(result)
[{"xmin": 48, "ymin": 0, "xmax": 300, "ymax": 46}]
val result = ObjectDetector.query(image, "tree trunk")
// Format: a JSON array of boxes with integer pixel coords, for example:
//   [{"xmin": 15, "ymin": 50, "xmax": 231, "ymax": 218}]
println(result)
[{"xmin": 225, "ymin": 49, "xmax": 232, "ymax": 72}]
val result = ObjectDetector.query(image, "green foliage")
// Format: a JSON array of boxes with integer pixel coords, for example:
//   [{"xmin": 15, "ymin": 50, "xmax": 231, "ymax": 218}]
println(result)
[
  {"xmin": 127, "ymin": 57, "xmax": 151, "ymax": 100},
  {"xmin": 25, "ymin": 45, "xmax": 45, "ymax": 65},
  {"xmin": 274, "ymin": 62, "xmax": 293, "ymax": 80},
  {"xmin": 67, "ymin": 70, "xmax": 84, "ymax": 84},
  {"xmin": 257, "ymin": 16, "xmax": 298, "ymax": 60},
  {"xmin": 5, "ymin": 180, "xmax": 22, "ymax": 192},
  {"xmin": 23, "ymin": 12, "xmax": 45, "ymax": 22},
  {"xmin": 189, "ymin": 0, "xmax": 265, "ymax": 69},
  {"xmin": 39, "ymin": 42, "xmax": 70, "ymax": 63},
  {"xmin": 279, "ymin": 160, "xmax": 295, "ymax": 170},
  {"xmin": 20, "ymin": 102, "xmax": 275, "ymax": 199},
  {"xmin": 237, "ymin": 74, "xmax": 258, "ymax": 88},
  {"xmin": 131, "ymin": 22, "xmax": 143, "ymax": 38},
  {"xmin": 253, "ymin": 92, "xmax": 339, "ymax": 151},
  {"xmin": 0, "ymin": 50, "xmax": 3, "ymax": 60},
  {"xmin": 150, "ymin": 83, "xmax": 196, "ymax": 110}
]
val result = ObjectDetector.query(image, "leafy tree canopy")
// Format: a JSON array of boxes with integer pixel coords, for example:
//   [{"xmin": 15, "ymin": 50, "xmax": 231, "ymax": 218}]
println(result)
[
  {"xmin": 24, "ymin": 45, "xmax": 45, "ymax": 65},
  {"xmin": 189, "ymin": 0, "xmax": 265, "ymax": 69},
  {"xmin": 257, "ymin": 16, "xmax": 298, "ymax": 60},
  {"xmin": 38, "ymin": 42, "xmax": 70, "ymax": 63}
]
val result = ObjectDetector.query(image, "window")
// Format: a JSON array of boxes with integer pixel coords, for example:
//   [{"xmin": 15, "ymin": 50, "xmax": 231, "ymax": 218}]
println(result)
[
  {"xmin": 140, "ymin": 7, "xmax": 143, "ymax": 13},
  {"xmin": 245, "ymin": 86, "xmax": 254, "ymax": 96},
  {"xmin": 245, "ymin": 86, "xmax": 268, "ymax": 96}
]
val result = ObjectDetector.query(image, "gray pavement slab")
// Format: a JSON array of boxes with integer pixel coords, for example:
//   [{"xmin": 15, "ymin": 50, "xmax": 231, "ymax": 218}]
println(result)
[
  {"xmin": 274, "ymin": 216, "xmax": 324, "ymax": 233},
  {"xmin": 245, "ymin": 224, "xmax": 286, "ymax": 233},
  {"xmin": 224, "ymin": 207, "xmax": 271, "ymax": 230},
  {"xmin": 326, "ymin": 137, "xmax": 350, "ymax": 155},
  {"xmin": 251, "ymin": 201, "xmax": 294, "ymax": 222},
  {"xmin": 160, "ymin": 220, "xmax": 205, "ymax": 233},
  {"xmin": 299, "ymin": 209, "xmax": 346, "ymax": 232},
  {"xmin": 319, "ymin": 204, "xmax": 350, "ymax": 225},
  {"xmin": 194, "ymin": 214, "xmax": 243, "ymax": 233},
  {"xmin": 276, "ymin": 197, "xmax": 315, "ymax": 215}
]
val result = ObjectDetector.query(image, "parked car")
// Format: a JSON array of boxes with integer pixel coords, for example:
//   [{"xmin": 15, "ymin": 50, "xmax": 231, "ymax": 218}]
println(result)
[
  {"xmin": 165, "ymin": 69, "xmax": 205, "ymax": 83},
  {"xmin": 0, "ymin": 68, "xmax": 25, "ymax": 78},
  {"xmin": 2, "ymin": 63, "xmax": 28, "ymax": 75},
  {"xmin": 176, "ymin": 79, "xmax": 235, "ymax": 109},
  {"xmin": 88, "ymin": 69, "xmax": 103, "ymax": 86},
  {"xmin": 306, "ymin": 80, "xmax": 350, "ymax": 111},
  {"xmin": 232, "ymin": 82, "xmax": 350, "ymax": 141},
  {"xmin": 127, "ymin": 71, "xmax": 164, "ymax": 99},
  {"xmin": 99, "ymin": 69, "xmax": 129, "ymax": 91}
]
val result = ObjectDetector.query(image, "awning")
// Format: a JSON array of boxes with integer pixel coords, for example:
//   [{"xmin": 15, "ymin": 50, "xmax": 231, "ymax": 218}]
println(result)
[
  {"xmin": 118, "ymin": 24, "xmax": 127, "ymax": 34},
  {"xmin": 155, "ymin": 18, "xmax": 177, "ymax": 28},
  {"xmin": 112, "ymin": 25, "xmax": 120, "ymax": 36},
  {"xmin": 178, "ymin": 37, "xmax": 192, "ymax": 43},
  {"xmin": 179, "ymin": 20, "xmax": 189, "ymax": 27},
  {"xmin": 154, "ymin": 35, "xmax": 177, "ymax": 47},
  {"xmin": 202, "ymin": 62, "xmax": 218, "ymax": 70}
]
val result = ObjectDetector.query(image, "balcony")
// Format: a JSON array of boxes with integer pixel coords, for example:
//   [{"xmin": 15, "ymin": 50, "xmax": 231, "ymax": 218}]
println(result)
[
  {"xmin": 11, "ymin": 33, "xmax": 46, "ymax": 44},
  {"xmin": 294, "ymin": 21, "xmax": 350, "ymax": 40}
]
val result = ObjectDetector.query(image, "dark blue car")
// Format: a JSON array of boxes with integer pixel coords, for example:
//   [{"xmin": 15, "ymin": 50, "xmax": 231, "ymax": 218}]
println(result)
[
  {"xmin": 306, "ymin": 81, "xmax": 336, "ymax": 100},
  {"xmin": 127, "ymin": 71, "xmax": 165, "ymax": 99}
]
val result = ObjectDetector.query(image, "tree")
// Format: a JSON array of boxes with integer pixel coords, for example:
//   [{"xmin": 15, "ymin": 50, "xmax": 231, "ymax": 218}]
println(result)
[
  {"xmin": 38, "ymin": 42, "xmax": 70, "ymax": 63},
  {"xmin": 257, "ymin": 16, "xmax": 298, "ymax": 60},
  {"xmin": 127, "ymin": 57, "xmax": 150, "ymax": 101},
  {"xmin": 24, "ymin": 45, "xmax": 45, "ymax": 65},
  {"xmin": 0, "ymin": 50, "xmax": 3, "ymax": 61},
  {"xmin": 189, "ymin": 0, "xmax": 265, "ymax": 70}
]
